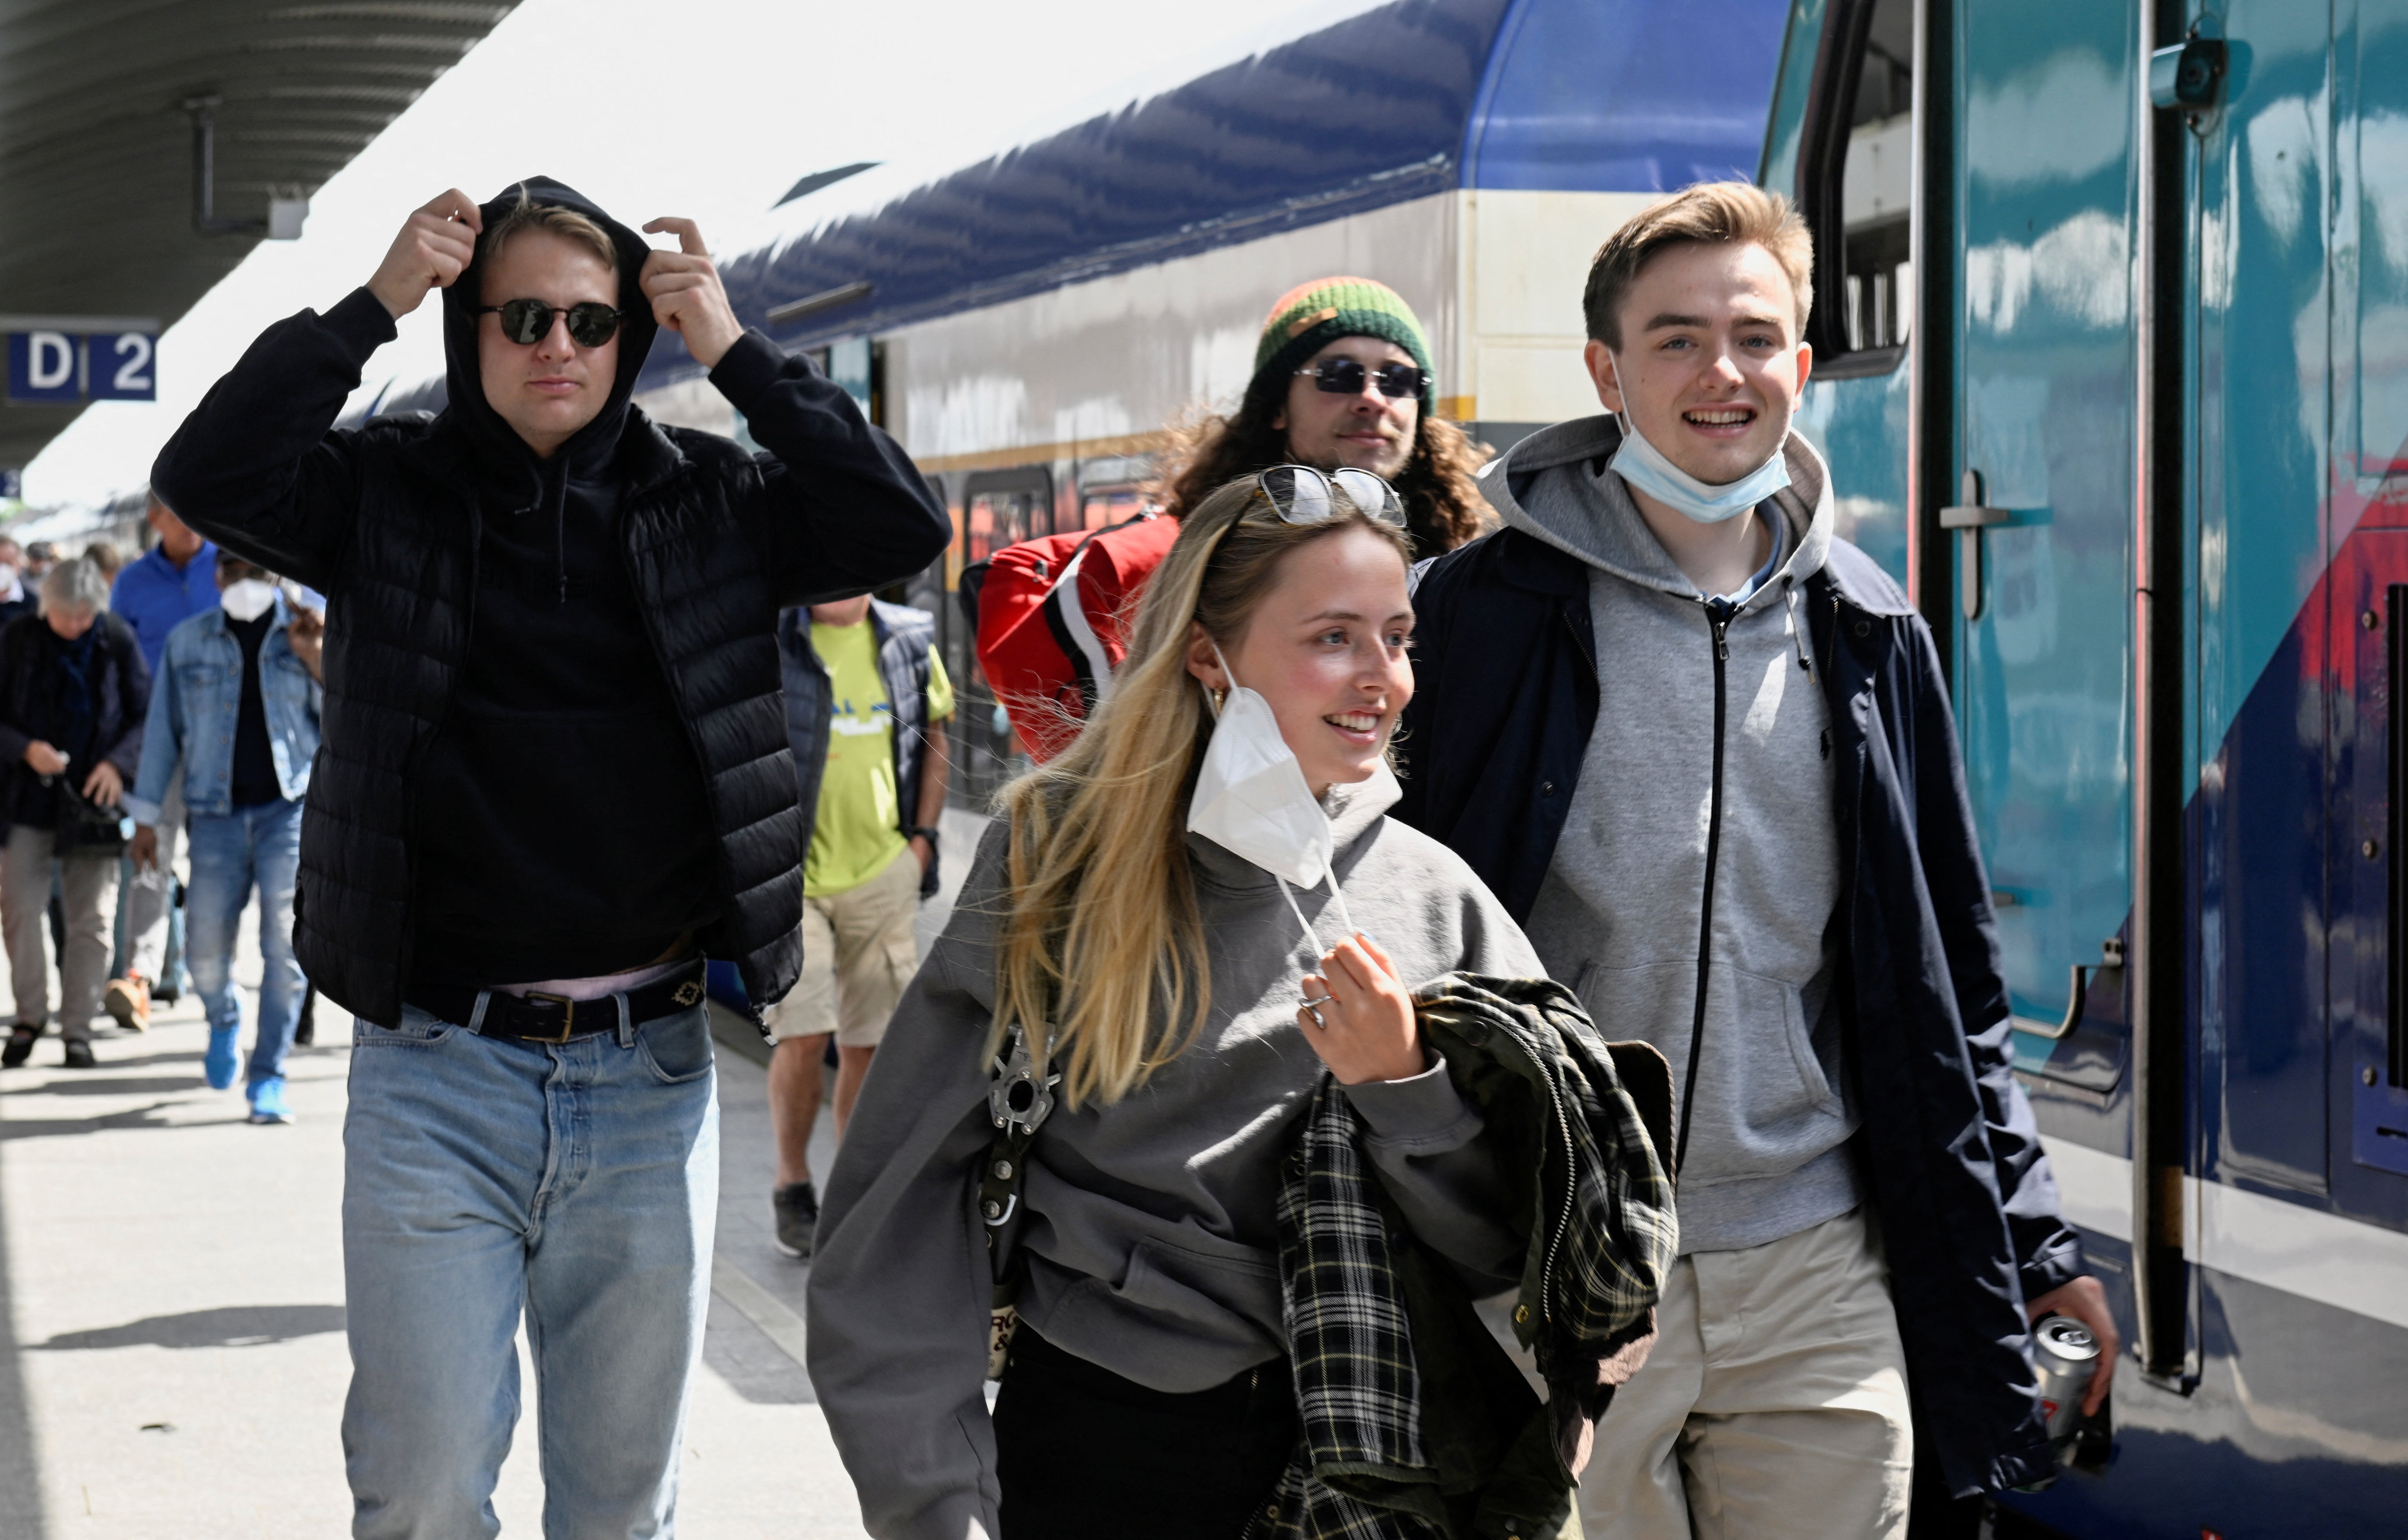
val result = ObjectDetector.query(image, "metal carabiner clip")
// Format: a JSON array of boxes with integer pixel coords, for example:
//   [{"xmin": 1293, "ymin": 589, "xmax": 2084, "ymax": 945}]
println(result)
[{"xmin": 988, "ymin": 1025, "xmax": 1061, "ymax": 1138}]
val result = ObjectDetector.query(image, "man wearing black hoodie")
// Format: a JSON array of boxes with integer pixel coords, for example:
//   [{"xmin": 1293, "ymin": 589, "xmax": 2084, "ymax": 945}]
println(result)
[{"xmin": 151, "ymin": 181, "xmax": 949, "ymax": 1536}]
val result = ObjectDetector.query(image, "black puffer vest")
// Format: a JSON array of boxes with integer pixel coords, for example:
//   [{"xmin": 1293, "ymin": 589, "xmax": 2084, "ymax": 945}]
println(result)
[{"xmin": 305, "ymin": 412, "xmax": 804, "ymax": 1026}]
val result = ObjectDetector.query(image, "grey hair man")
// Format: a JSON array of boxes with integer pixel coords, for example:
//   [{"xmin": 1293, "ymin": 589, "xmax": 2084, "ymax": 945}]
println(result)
[{"xmin": 0, "ymin": 559, "xmax": 149, "ymax": 1070}]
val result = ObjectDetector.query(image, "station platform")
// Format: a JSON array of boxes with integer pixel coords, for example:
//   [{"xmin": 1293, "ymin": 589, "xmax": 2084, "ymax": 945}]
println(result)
[{"xmin": 0, "ymin": 818, "xmax": 1021, "ymax": 1540}]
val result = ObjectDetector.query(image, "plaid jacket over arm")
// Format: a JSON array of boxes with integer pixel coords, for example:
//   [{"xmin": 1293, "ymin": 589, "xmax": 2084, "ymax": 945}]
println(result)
[{"xmin": 1268, "ymin": 975, "xmax": 1679, "ymax": 1540}]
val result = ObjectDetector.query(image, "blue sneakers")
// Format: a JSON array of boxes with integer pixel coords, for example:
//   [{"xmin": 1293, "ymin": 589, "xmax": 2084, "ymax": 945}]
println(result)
[
  {"xmin": 204, "ymin": 1026, "xmax": 240, "ymax": 1091},
  {"xmin": 247, "ymin": 1076, "xmax": 292, "ymax": 1125}
]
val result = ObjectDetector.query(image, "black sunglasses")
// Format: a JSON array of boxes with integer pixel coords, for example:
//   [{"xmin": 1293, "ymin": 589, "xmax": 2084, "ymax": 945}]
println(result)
[
  {"xmin": 1252, "ymin": 465, "xmax": 1407, "ymax": 529},
  {"xmin": 1295, "ymin": 358, "xmax": 1429, "ymax": 399},
  {"xmin": 477, "ymin": 298, "xmax": 626, "ymax": 347}
]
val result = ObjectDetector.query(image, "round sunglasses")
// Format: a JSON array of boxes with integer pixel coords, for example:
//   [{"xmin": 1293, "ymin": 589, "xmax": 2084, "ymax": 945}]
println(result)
[
  {"xmin": 1293, "ymin": 358, "xmax": 1429, "ymax": 400},
  {"xmin": 1251, "ymin": 464, "xmax": 1406, "ymax": 528},
  {"xmin": 477, "ymin": 298, "xmax": 626, "ymax": 348}
]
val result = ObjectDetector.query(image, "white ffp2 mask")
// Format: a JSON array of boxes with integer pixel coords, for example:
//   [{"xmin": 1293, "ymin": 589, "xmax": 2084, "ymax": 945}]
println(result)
[
  {"xmin": 1186, "ymin": 647, "xmax": 1367, "ymax": 951},
  {"xmin": 218, "ymin": 579, "xmax": 278, "ymax": 623},
  {"xmin": 1605, "ymin": 349, "xmax": 1794, "ymax": 524}
]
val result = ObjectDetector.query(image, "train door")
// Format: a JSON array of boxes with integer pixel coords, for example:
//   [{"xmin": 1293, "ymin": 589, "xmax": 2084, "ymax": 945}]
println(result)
[
  {"xmin": 2334, "ymin": 3, "xmax": 2408, "ymax": 1191},
  {"xmin": 2177, "ymin": 0, "xmax": 2337, "ymax": 1207},
  {"xmin": 1944, "ymin": 5, "xmax": 2144, "ymax": 1097}
]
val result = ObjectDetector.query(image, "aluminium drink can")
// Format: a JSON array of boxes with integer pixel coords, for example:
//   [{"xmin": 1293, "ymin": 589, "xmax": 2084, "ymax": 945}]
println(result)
[{"xmin": 2032, "ymin": 1314, "xmax": 2101, "ymax": 1448}]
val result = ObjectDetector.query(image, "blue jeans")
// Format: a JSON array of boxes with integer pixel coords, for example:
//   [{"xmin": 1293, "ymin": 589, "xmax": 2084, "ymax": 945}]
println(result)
[
  {"xmin": 186, "ymin": 800, "xmax": 304, "ymax": 1087},
  {"xmin": 341, "ymin": 1000, "xmax": 719, "ymax": 1540}
]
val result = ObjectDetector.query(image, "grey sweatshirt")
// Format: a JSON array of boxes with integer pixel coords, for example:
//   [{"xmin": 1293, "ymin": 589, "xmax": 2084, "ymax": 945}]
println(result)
[
  {"xmin": 806, "ymin": 773, "xmax": 1545, "ymax": 1540},
  {"xmin": 1485, "ymin": 414, "xmax": 1864, "ymax": 1255}
]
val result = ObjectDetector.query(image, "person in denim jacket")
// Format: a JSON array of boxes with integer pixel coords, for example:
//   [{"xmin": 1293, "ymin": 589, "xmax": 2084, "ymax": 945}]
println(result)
[{"xmin": 126, "ymin": 550, "xmax": 323, "ymax": 1122}]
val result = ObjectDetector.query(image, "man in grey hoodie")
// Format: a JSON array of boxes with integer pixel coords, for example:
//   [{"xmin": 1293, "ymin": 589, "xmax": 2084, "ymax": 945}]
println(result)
[{"xmin": 1396, "ymin": 183, "xmax": 2118, "ymax": 1537}]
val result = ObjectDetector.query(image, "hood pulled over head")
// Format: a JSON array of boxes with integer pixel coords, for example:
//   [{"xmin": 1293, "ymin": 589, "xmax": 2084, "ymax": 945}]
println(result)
[{"xmin": 439, "ymin": 176, "xmax": 660, "ymax": 479}]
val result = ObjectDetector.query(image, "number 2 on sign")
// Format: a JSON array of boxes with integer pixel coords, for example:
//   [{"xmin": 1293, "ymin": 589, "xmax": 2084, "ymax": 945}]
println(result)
[{"xmin": 110, "ymin": 335, "xmax": 151, "ymax": 394}]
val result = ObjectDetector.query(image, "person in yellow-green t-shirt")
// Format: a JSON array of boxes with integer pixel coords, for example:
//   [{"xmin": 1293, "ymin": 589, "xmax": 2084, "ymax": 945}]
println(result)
[{"xmin": 764, "ymin": 593, "xmax": 953, "ymax": 1259}]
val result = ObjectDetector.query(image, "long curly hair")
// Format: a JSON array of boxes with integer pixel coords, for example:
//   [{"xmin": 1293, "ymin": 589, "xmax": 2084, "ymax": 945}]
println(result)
[{"xmin": 1152, "ymin": 381, "xmax": 1494, "ymax": 562}]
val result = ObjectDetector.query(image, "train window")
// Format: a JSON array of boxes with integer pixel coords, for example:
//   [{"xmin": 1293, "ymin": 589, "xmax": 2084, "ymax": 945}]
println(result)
[
  {"xmin": 1079, "ymin": 481, "xmax": 1158, "ymax": 531},
  {"xmin": 1795, "ymin": 0, "xmax": 1914, "ymax": 374},
  {"xmin": 954, "ymin": 466, "xmax": 1057, "ymax": 803}
]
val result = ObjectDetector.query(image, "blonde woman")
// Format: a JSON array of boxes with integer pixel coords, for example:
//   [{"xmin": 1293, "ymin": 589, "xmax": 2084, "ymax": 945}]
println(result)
[{"xmin": 807, "ymin": 470, "xmax": 1556, "ymax": 1538}]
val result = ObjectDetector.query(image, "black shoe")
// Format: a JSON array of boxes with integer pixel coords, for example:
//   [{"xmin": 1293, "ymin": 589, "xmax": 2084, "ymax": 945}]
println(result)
[
  {"xmin": 773, "ymin": 1181, "xmax": 819, "ymax": 1259},
  {"xmin": 0, "ymin": 1027, "xmax": 36, "ymax": 1068},
  {"xmin": 61, "ymin": 1040, "xmax": 95, "ymax": 1070}
]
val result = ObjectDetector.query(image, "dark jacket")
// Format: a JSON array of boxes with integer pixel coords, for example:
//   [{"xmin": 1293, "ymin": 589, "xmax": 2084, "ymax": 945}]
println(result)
[
  {"xmin": 0, "ymin": 611, "xmax": 149, "ymax": 844},
  {"xmin": 1396, "ymin": 520, "xmax": 2084, "ymax": 1498},
  {"xmin": 1273, "ymin": 975, "xmax": 1675, "ymax": 1540},
  {"xmin": 780, "ymin": 598, "xmax": 943, "ymax": 896},
  {"xmin": 149, "ymin": 177, "xmax": 950, "ymax": 1023}
]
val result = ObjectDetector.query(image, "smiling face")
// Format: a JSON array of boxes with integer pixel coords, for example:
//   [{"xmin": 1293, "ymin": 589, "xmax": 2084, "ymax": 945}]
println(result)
[
  {"xmin": 1187, "ymin": 524, "xmax": 1415, "ymax": 796},
  {"xmin": 1583, "ymin": 239, "xmax": 1812, "ymax": 486},
  {"xmin": 476, "ymin": 228, "xmax": 620, "ymax": 458},
  {"xmin": 1273, "ymin": 336, "xmax": 1421, "ymax": 480}
]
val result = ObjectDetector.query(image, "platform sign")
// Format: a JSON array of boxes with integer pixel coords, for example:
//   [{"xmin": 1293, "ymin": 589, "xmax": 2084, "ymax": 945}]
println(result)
[
  {"xmin": 6, "ymin": 331, "xmax": 79, "ymax": 402},
  {"xmin": 4, "ymin": 328, "xmax": 157, "ymax": 403},
  {"xmin": 87, "ymin": 332, "xmax": 156, "ymax": 401}
]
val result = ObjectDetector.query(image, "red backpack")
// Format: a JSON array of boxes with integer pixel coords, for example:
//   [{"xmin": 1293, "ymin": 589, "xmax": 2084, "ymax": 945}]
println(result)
[{"xmin": 968, "ymin": 513, "xmax": 1182, "ymax": 762}]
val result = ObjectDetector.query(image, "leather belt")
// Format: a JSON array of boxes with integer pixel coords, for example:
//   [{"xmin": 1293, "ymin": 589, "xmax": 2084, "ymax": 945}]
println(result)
[{"xmin": 404, "ymin": 961, "xmax": 709, "ymax": 1045}]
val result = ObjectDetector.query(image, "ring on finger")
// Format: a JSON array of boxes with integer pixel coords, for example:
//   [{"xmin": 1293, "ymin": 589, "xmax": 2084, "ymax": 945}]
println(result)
[{"xmin": 1302, "ymin": 1002, "xmax": 1328, "ymax": 1030}]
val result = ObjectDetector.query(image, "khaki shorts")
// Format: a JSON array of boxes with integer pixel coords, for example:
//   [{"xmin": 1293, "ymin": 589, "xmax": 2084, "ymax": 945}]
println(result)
[{"xmin": 766, "ymin": 845, "xmax": 922, "ymax": 1048}]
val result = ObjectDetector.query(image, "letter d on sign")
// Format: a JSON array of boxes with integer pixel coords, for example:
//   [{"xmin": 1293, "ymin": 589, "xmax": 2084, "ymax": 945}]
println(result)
[
  {"xmin": 28, "ymin": 333, "xmax": 71, "ymax": 389},
  {"xmin": 6, "ymin": 331, "xmax": 82, "ymax": 403}
]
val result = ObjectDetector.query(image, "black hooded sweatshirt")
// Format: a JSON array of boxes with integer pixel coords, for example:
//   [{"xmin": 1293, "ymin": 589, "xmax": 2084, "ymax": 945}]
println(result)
[
  {"xmin": 406, "ymin": 187, "xmax": 715, "ymax": 982},
  {"xmin": 149, "ymin": 177, "xmax": 950, "ymax": 1016}
]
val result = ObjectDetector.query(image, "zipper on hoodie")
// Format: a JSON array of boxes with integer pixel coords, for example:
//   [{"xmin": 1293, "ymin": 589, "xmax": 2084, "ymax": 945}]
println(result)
[{"xmin": 1674, "ymin": 596, "xmax": 1738, "ymax": 1179}]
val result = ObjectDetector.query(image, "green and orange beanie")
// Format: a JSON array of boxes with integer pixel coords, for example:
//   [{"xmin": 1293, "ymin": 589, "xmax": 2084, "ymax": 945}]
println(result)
[{"xmin": 1250, "ymin": 276, "xmax": 1433, "ymax": 406}]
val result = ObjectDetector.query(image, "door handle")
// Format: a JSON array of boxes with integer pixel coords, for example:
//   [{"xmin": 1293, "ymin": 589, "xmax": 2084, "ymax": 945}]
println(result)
[
  {"xmin": 2014, "ymin": 939, "xmax": 2127, "ymax": 1041},
  {"xmin": 1940, "ymin": 469, "xmax": 2011, "ymax": 620}
]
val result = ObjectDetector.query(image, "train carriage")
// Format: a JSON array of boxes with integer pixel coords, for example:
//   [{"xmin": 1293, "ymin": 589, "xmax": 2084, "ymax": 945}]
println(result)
[
  {"xmin": 1761, "ymin": 0, "xmax": 2408, "ymax": 1534},
  {"xmin": 627, "ymin": 0, "xmax": 1790, "ymax": 802}
]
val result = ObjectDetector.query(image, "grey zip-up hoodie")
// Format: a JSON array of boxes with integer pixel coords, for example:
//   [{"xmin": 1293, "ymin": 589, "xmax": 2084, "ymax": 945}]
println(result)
[
  {"xmin": 807, "ymin": 773, "xmax": 1546, "ymax": 1540},
  {"xmin": 1486, "ymin": 414, "xmax": 1863, "ymax": 1255}
]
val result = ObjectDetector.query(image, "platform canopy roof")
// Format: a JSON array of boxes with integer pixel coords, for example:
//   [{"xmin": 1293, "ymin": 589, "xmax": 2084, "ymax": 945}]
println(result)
[{"xmin": 0, "ymin": 0, "xmax": 523, "ymax": 474}]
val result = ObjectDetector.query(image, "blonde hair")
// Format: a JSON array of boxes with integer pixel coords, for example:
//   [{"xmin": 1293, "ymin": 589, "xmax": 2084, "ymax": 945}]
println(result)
[
  {"xmin": 1582, "ymin": 180, "xmax": 1813, "ymax": 348},
  {"xmin": 989, "ymin": 477, "xmax": 1413, "ymax": 1107},
  {"xmin": 479, "ymin": 186, "xmax": 617, "ymax": 274}
]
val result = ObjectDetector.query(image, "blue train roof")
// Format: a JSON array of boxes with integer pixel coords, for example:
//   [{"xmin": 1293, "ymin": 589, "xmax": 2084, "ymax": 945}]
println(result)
[{"xmin": 639, "ymin": 0, "xmax": 1785, "ymax": 389}]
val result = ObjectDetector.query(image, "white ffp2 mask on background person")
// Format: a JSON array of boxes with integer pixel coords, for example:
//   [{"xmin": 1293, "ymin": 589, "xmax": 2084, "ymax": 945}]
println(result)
[{"xmin": 218, "ymin": 579, "xmax": 279, "ymax": 623}]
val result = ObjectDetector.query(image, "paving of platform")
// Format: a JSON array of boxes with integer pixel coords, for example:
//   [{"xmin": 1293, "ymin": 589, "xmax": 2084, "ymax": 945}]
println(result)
[{"xmin": 0, "ymin": 802, "xmax": 999, "ymax": 1540}]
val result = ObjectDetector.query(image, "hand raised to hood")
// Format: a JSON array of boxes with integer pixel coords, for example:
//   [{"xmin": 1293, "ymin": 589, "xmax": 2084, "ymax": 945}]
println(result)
[
  {"xmin": 367, "ymin": 190, "xmax": 481, "ymax": 319},
  {"xmin": 641, "ymin": 218, "xmax": 744, "ymax": 370}
]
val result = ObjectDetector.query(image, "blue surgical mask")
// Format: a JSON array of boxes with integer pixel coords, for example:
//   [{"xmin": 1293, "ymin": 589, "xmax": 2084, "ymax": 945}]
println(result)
[{"xmin": 1606, "ymin": 376, "xmax": 1793, "ymax": 524}]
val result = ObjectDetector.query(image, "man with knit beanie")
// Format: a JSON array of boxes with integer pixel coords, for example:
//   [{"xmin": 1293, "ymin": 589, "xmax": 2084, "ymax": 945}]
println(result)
[{"xmin": 1158, "ymin": 275, "xmax": 1490, "ymax": 561}]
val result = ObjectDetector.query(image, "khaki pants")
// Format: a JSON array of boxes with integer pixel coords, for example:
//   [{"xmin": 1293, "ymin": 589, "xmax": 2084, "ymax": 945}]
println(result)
[
  {"xmin": 3, "ymin": 826, "xmax": 123, "ymax": 1041},
  {"xmin": 766, "ymin": 846, "xmax": 921, "ymax": 1047},
  {"xmin": 1579, "ymin": 1207, "xmax": 1914, "ymax": 1540},
  {"xmin": 124, "ymin": 767, "xmax": 183, "ymax": 980}
]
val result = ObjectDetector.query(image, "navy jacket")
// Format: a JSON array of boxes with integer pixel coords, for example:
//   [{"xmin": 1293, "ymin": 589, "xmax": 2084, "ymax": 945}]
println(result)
[
  {"xmin": 1396, "ymin": 525, "xmax": 2084, "ymax": 1498},
  {"xmin": 779, "ymin": 599, "xmax": 943, "ymax": 896}
]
